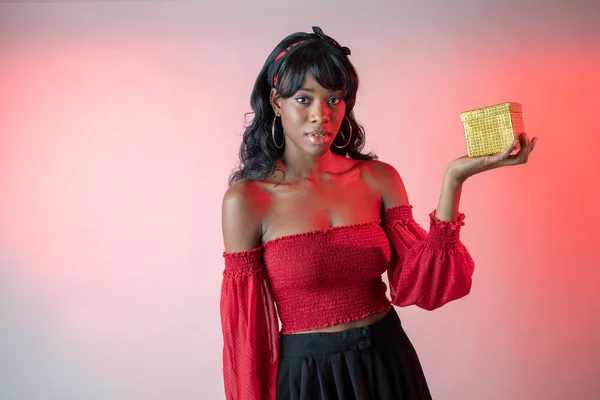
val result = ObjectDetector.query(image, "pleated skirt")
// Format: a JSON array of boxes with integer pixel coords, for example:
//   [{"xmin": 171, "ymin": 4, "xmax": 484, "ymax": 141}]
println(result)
[{"xmin": 276, "ymin": 307, "xmax": 432, "ymax": 400}]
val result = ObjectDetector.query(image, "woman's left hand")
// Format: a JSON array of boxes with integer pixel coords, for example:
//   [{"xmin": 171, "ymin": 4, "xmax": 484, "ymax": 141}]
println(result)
[{"xmin": 447, "ymin": 133, "xmax": 538, "ymax": 185}]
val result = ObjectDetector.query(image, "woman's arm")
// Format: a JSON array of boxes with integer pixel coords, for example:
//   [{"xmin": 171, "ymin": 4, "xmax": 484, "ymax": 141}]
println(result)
[
  {"xmin": 435, "ymin": 173, "xmax": 463, "ymax": 222},
  {"xmin": 220, "ymin": 180, "xmax": 279, "ymax": 400},
  {"xmin": 222, "ymin": 179, "xmax": 265, "ymax": 252},
  {"xmin": 365, "ymin": 160, "xmax": 474, "ymax": 310},
  {"xmin": 364, "ymin": 158, "xmax": 463, "ymax": 223},
  {"xmin": 436, "ymin": 132, "xmax": 537, "ymax": 221}
]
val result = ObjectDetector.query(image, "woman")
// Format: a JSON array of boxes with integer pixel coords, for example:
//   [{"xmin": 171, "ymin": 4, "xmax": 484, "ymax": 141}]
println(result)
[{"xmin": 220, "ymin": 26, "xmax": 536, "ymax": 400}]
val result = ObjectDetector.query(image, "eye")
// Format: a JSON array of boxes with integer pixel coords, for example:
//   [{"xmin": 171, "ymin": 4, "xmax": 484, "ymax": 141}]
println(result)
[
  {"xmin": 295, "ymin": 96, "xmax": 310, "ymax": 104},
  {"xmin": 329, "ymin": 97, "xmax": 342, "ymax": 105}
]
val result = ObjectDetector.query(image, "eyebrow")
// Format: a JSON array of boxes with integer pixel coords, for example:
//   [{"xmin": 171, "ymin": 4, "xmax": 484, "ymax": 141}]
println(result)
[{"xmin": 298, "ymin": 87, "xmax": 342, "ymax": 93}]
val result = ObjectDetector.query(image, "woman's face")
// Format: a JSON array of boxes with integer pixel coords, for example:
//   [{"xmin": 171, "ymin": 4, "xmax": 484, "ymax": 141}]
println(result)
[{"xmin": 271, "ymin": 71, "xmax": 346, "ymax": 157}]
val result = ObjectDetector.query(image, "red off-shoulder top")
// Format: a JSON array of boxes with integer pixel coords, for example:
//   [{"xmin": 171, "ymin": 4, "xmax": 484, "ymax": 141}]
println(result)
[{"xmin": 220, "ymin": 205, "xmax": 475, "ymax": 399}]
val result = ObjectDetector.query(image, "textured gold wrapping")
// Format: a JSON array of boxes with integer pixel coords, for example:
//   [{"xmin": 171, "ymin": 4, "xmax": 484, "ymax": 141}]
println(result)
[{"xmin": 460, "ymin": 102, "xmax": 525, "ymax": 157}]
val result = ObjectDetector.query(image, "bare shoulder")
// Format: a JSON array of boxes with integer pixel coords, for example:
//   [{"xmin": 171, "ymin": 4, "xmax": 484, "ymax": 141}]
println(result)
[
  {"xmin": 360, "ymin": 159, "xmax": 409, "ymax": 208},
  {"xmin": 221, "ymin": 179, "xmax": 268, "ymax": 252}
]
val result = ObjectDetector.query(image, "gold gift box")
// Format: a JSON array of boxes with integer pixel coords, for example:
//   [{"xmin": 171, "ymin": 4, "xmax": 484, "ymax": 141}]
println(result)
[{"xmin": 460, "ymin": 102, "xmax": 525, "ymax": 157}]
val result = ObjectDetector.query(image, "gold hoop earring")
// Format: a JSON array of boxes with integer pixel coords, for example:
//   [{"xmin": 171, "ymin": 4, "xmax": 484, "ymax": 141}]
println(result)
[
  {"xmin": 333, "ymin": 116, "xmax": 353, "ymax": 149},
  {"xmin": 272, "ymin": 115, "xmax": 284, "ymax": 149}
]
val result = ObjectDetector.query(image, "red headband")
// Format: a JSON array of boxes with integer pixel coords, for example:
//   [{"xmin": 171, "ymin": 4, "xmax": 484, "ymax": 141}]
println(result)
[
  {"xmin": 269, "ymin": 26, "xmax": 351, "ymax": 88},
  {"xmin": 273, "ymin": 40, "xmax": 306, "ymax": 87}
]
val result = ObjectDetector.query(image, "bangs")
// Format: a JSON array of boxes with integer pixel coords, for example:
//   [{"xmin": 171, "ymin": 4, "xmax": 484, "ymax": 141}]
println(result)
[{"xmin": 276, "ymin": 42, "xmax": 358, "ymax": 102}]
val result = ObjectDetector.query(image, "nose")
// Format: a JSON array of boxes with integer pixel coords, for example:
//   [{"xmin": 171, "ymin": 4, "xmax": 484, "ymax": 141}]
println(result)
[{"xmin": 309, "ymin": 100, "xmax": 330, "ymax": 124}]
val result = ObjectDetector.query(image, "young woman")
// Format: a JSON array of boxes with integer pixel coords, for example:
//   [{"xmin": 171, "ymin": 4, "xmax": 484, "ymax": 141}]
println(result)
[{"xmin": 220, "ymin": 26, "xmax": 536, "ymax": 400}]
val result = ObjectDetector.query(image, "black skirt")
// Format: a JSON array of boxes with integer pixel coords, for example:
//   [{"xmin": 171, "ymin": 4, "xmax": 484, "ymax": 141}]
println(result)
[{"xmin": 277, "ymin": 307, "xmax": 432, "ymax": 400}]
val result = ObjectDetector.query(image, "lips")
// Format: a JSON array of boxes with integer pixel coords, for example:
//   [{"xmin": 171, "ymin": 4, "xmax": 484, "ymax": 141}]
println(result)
[{"xmin": 306, "ymin": 130, "xmax": 330, "ymax": 145}]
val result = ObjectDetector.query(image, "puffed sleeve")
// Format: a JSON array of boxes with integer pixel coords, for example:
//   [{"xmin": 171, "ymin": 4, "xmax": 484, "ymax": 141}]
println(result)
[
  {"xmin": 220, "ymin": 247, "xmax": 279, "ymax": 400},
  {"xmin": 381, "ymin": 205, "xmax": 475, "ymax": 311}
]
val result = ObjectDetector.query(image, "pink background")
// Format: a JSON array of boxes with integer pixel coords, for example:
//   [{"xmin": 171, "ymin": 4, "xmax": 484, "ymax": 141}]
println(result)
[{"xmin": 1, "ymin": 1, "xmax": 599, "ymax": 399}]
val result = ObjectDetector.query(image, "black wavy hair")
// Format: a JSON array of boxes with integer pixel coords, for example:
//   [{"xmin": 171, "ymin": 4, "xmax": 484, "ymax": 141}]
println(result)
[{"xmin": 228, "ymin": 28, "xmax": 377, "ymax": 186}]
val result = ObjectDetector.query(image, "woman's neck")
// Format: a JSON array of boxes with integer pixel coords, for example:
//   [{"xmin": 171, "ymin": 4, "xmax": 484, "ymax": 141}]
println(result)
[{"xmin": 279, "ymin": 150, "xmax": 338, "ymax": 181}]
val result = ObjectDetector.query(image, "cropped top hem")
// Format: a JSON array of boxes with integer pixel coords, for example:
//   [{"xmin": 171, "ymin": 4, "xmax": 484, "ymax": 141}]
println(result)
[{"xmin": 281, "ymin": 303, "xmax": 393, "ymax": 334}]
